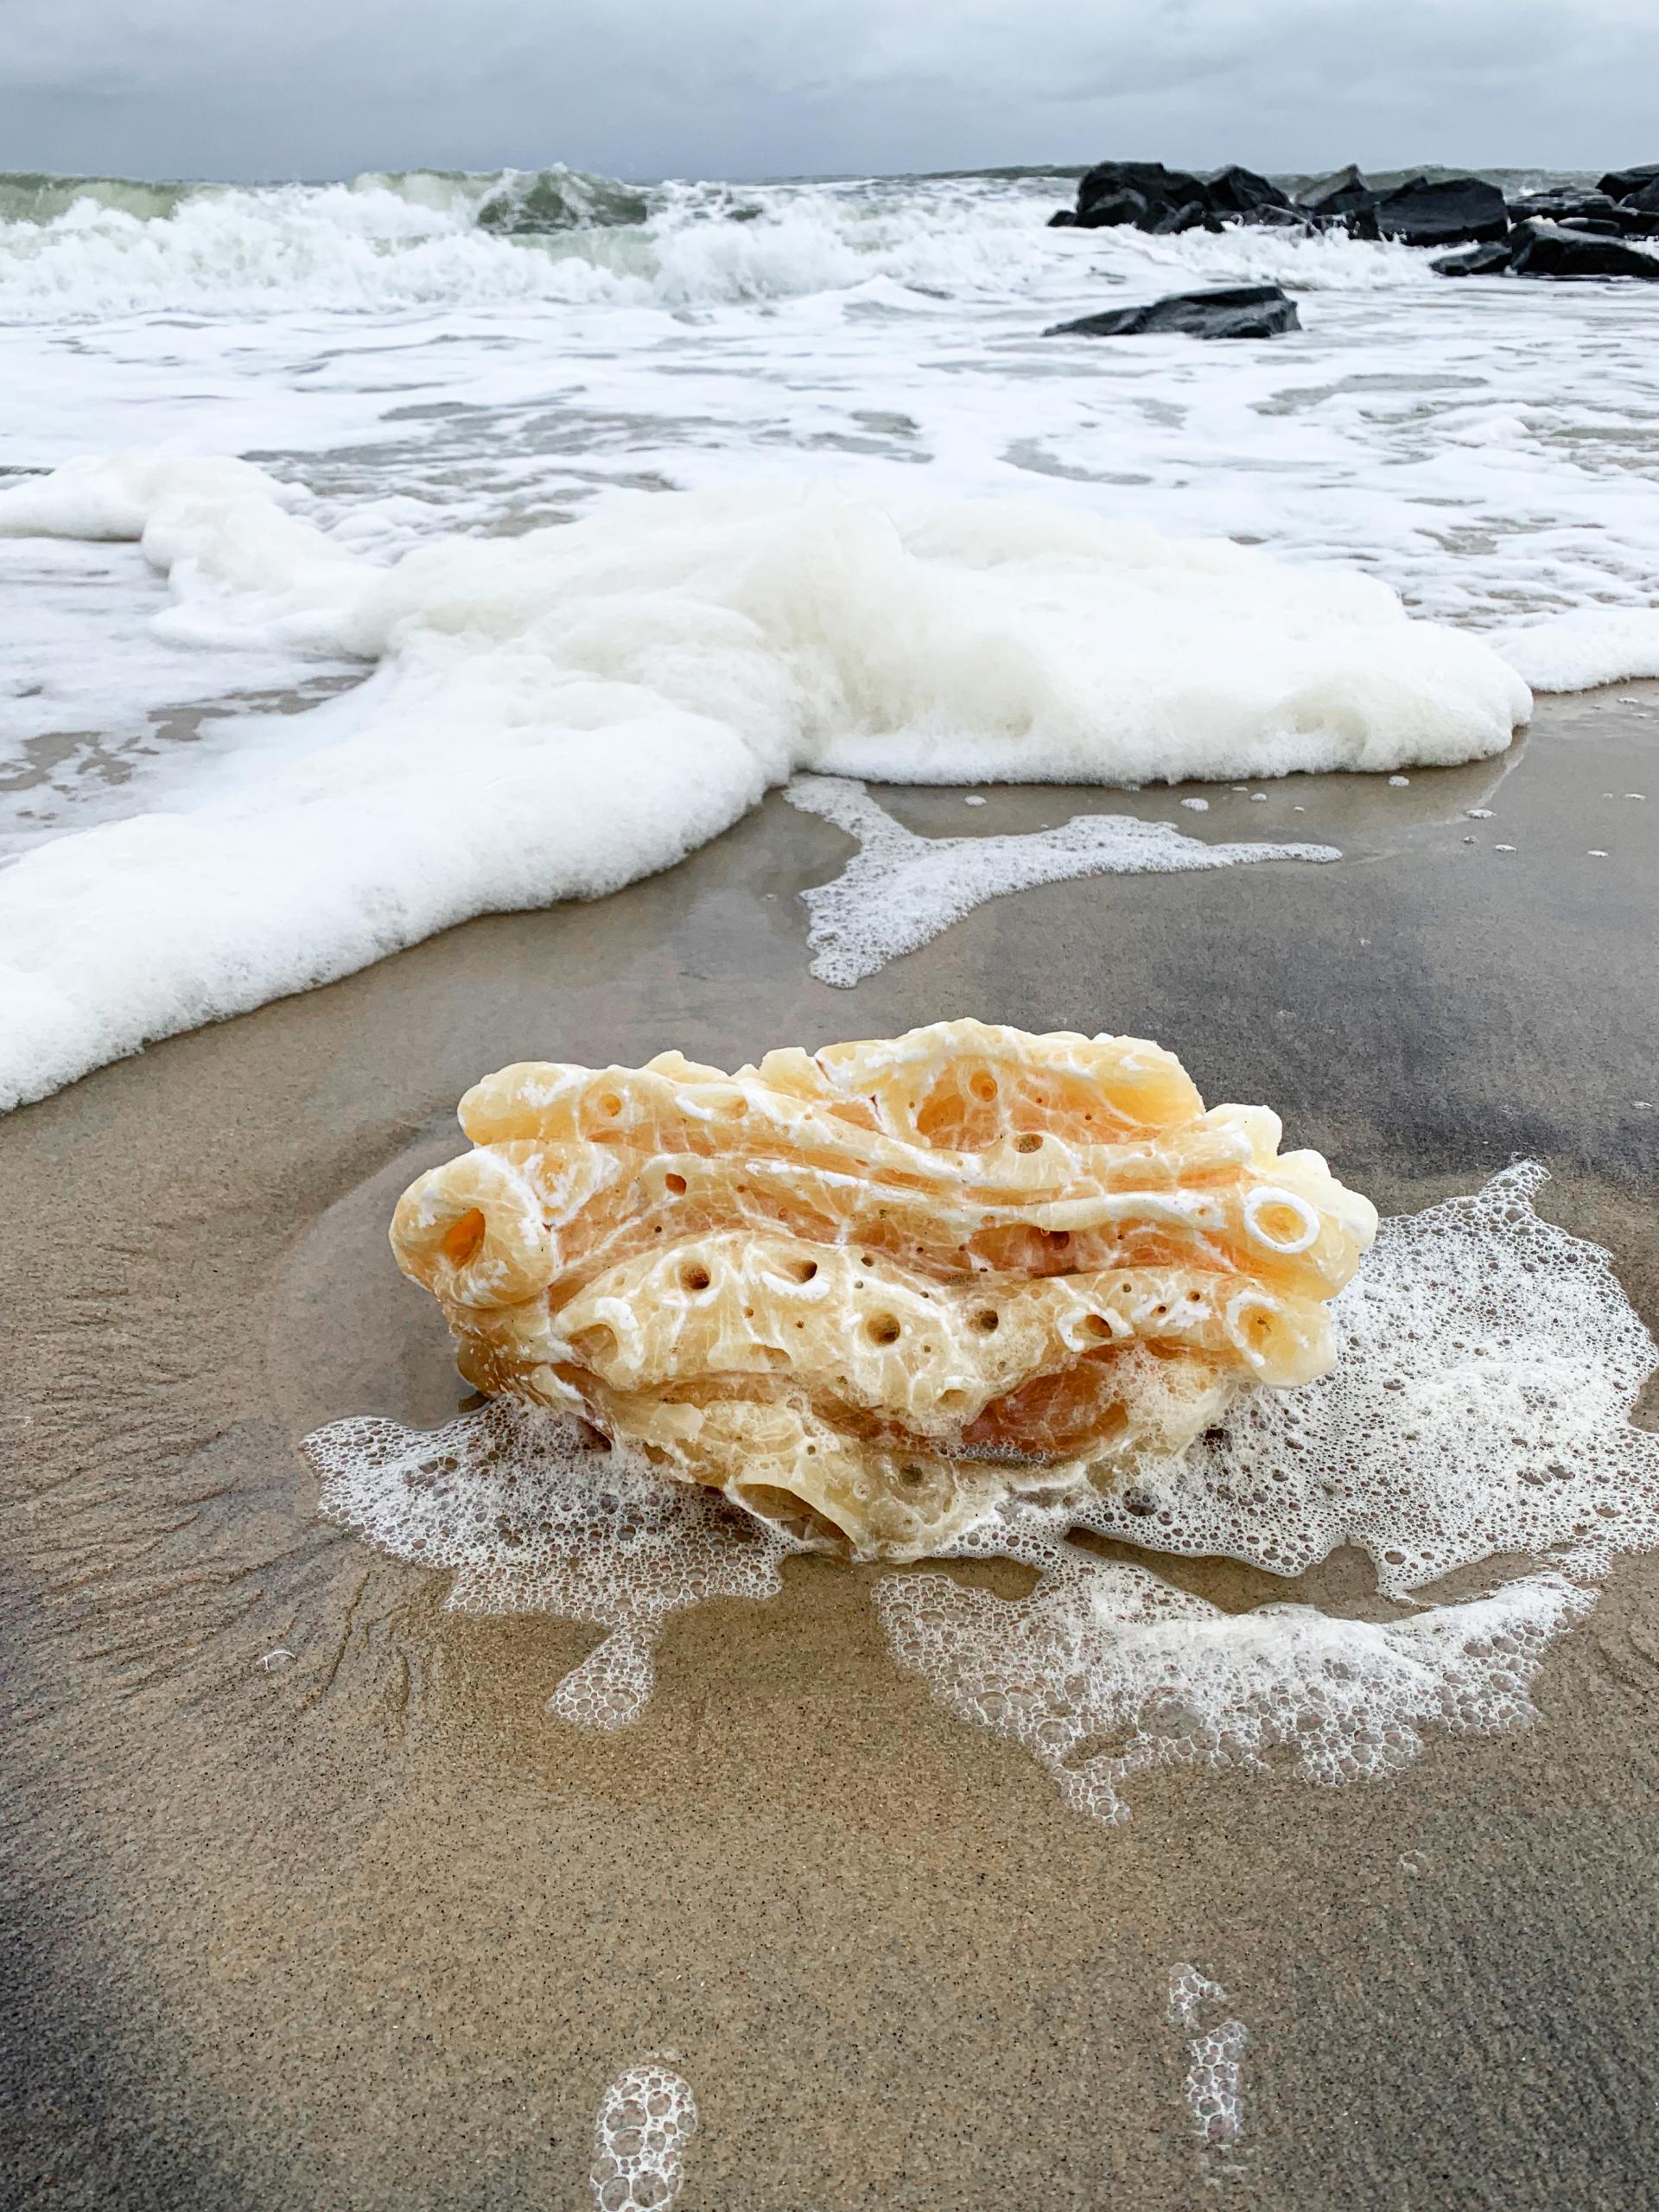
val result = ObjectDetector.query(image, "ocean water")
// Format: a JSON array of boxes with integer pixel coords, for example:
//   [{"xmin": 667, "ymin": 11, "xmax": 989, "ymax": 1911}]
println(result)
[{"xmin": 0, "ymin": 162, "xmax": 1656, "ymax": 1099}]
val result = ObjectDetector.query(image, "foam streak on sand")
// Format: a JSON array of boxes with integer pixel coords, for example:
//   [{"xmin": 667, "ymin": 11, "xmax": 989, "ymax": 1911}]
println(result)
[
  {"xmin": 0, "ymin": 454, "xmax": 1528, "ymax": 1109},
  {"xmin": 785, "ymin": 775, "xmax": 1340, "ymax": 984},
  {"xmin": 1169, "ymin": 1966, "xmax": 1248, "ymax": 2166}
]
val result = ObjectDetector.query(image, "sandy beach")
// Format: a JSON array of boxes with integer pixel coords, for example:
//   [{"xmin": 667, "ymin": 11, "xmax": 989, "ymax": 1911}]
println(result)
[{"xmin": 2, "ymin": 682, "xmax": 1656, "ymax": 2209}]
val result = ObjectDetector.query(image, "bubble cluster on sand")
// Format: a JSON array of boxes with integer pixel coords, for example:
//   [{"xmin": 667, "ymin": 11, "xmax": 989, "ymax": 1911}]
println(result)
[
  {"xmin": 874, "ymin": 1165, "xmax": 1656, "ymax": 1821},
  {"xmin": 302, "ymin": 1401, "xmax": 793, "ymax": 1729},
  {"xmin": 590, "ymin": 2062, "xmax": 698, "ymax": 2211},
  {"xmin": 785, "ymin": 776, "xmax": 1339, "ymax": 986},
  {"xmin": 1059, "ymin": 1162, "xmax": 1659, "ymax": 1595},
  {"xmin": 876, "ymin": 1545, "xmax": 1589, "ymax": 1826},
  {"xmin": 306, "ymin": 1166, "xmax": 1659, "ymax": 1815},
  {"xmin": 1168, "ymin": 1966, "xmax": 1248, "ymax": 2173}
]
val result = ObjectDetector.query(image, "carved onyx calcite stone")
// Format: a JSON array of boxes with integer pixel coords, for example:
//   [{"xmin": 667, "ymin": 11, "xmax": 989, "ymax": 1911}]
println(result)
[{"xmin": 390, "ymin": 1021, "xmax": 1376, "ymax": 1560}]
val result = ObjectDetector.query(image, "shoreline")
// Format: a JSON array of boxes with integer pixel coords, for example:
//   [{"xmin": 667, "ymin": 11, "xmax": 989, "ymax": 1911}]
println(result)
[{"xmin": 3, "ymin": 683, "xmax": 1657, "ymax": 2208}]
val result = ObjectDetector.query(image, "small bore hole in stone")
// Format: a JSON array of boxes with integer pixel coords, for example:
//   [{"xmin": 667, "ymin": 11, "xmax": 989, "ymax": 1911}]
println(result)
[
  {"xmin": 971, "ymin": 1308, "xmax": 1000, "ymax": 1333},
  {"xmin": 440, "ymin": 1209, "xmax": 486, "ymax": 1269},
  {"xmin": 868, "ymin": 1313, "xmax": 902, "ymax": 1346},
  {"xmin": 793, "ymin": 1259, "xmax": 819, "ymax": 1282},
  {"xmin": 970, "ymin": 1073, "xmax": 998, "ymax": 1102},
  {"xmin": 600, "ymin": 1093, "xmax": 622, "ymax": 1117},
  {"xmin": 681, "ymin": 1262, "xmax": 712, "ymax": 1293},
  {"xmin": 664, "ymin": 1173, "xmax": 688, "ymax": 1195},
  {"xmin": 1014, "ymin": 1133, "xmax": 1041, "ymax": 1154}
]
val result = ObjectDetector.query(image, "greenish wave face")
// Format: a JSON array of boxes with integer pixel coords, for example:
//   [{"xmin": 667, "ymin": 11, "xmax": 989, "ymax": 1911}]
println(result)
[
  {"xmin": 473, "ymin": 168, "xmax": 654, "ymax": 233},
  {"xmin": 0, "ymin": 171, "xmax": 204, "ymax": 223}
]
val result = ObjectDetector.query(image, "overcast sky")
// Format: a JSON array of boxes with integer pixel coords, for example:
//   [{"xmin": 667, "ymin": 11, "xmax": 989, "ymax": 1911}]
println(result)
[{"xmin": 5, "ymin": 0, "xmax": 1656, "ymax": 183}]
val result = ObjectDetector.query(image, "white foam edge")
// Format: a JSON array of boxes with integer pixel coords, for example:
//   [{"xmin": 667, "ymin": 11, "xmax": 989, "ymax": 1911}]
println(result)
[{"xmin": 0, "ymin": 454, "xmax": 1529, "ymax": 1111}]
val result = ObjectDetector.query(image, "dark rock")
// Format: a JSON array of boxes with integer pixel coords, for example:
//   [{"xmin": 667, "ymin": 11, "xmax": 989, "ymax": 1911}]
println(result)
[
  {"xmin": 1071, "ymin": 158, "xmax": 1293, "ymax": 234},
  {"xmin": 1598, "ymin": 163, "xmax": 1659, "ymax": 201},
  {"xmin": 1511, "ymin": 188, "xmax": 1621, "ymax": 218},
  {"xmin": 1150, "ymin": 200, "xmax": 1209, "ymax": 235},
  {"xmin": 1509, "ymin": 220, "xmax": 1659, "ymax": 280},
  {"xmin": 1046, "ymin": 209, "xmax": 1077, "ymax": 228},
  {"xmin": 1076, "ymin": 161, "xmax": 1193, "ymax": 226},
  {"xmin": 1205, "ymin": 164, "xmax": 1293, "ymax": 217},
  {"xmin": 1363, "ymin": 175, "xmax": 1509, "ymax": 248},
  {"xmin": 1559, "ymin": 218, "xmax": 1623, "ymax": 235},
  {"xmin": 1624, "ymin": 175, "xmax": 1659, "ymax": 214},
  {"xmin": 1075, "ymin": 186, "xmax": 1153, "ymax": 230},
  {"xmin": 1045, "ymin": 284, "xmax": 1300, "ymax": 340},
  {"xmin": 1297, "ymin": 163, "xmax": 1378, "ymax": 217},
  {"xmin": 1508, "ymin": 189, "xmax": 1656, "ymax": 236},
  {"xmin": 1432, "ymin": 240, "xmax": 1515, "ymax": 276}
]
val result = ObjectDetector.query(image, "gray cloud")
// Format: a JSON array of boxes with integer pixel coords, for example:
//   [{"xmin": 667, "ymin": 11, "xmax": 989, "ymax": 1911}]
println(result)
[{"xmin": 3, "ymin": 0, "xmax": 1656, "ymax": 181}]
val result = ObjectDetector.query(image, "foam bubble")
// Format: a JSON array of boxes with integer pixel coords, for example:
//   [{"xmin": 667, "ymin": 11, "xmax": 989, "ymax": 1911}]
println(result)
[
  {"xmin": 1056, "ymin": 1162, "xmax": 1659, "ymax": 1595},
  {"xmin": 875, "ymin": 1548, "xmax": 1590, "ymax": 1827},
  {"xmin": 873, "ymin": 1163, "xmax": 1656, "ymax": 1822},
  {"xmin": 302, "ymin": 1401, "xmax": 795, "ymax": 1731},
  {"xmin": 1167, "ymin": 1965, "xmax": 1248, "ymax": 2171},
  {"xmin": 786, "ymin": 774, "xmax": 1339, "ymax": 985},
  {"xmin": 591, "ymin": 2061, "xmax": 698, "ymax": 2212}
]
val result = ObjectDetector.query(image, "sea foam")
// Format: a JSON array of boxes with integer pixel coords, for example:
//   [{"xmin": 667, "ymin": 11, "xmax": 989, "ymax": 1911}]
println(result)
[
  {"xmin": 0, "ymin": 454, "xmax": 1527, "ymax": 1109},
  {"xmin": 306, "ymin": 1166, "xmax": 1659, "ymax": 1826},
  {"xmin": 785, "ymin": 774, "xmax": 1341, "ymax": 984}
]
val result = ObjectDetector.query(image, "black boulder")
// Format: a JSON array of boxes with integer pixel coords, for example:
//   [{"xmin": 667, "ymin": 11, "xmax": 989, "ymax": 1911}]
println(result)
[
  {"xmin": 1045, "ymin": 285, "xmax": 1300, "ymax": 340},
  {"xmin": 1598, "ymin": 164, "xmax": 1659, "ymax": 201},
  {"xmin": 1071, "ymin": 159, "xmax": 1294, "ymax": 233},
  {"xmin": 1509, "ymin": 221, "xmax": 1659, "ymax": 280},
  {"xmin": 1360, "ymin": 176, "xmax": 1509, "ymax": 247},
  {"xmin": 1076, "ymin": 162, "xmax": 1194, "ymax": 226},
  {"xmin": 1150, "ymin": 200, "xmax": 1211, "ymax": 234},
  {"xmin": 1432, "ymin": 240, "xmax": 1515, "ymax": 276},
  {"xmin": 1507, "ymin": 188, "xmax": 1658, "ymax": 237},
  {"xmin": 1297, "ymin": 163, "xmax": 1379, "ymax": 218},
  {"xmin": 1205, "ymin": 164, "xmax": 1293, "ymax": 217},
  {"xmin": 1075, "ymin": 186, "xmax": 1153, "ymax": 231}
]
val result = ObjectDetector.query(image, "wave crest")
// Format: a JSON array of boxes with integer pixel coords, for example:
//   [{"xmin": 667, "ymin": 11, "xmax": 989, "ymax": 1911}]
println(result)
[{"xmin": 0, "ymin": 162, "xmax": 1430, "ymax": 317}]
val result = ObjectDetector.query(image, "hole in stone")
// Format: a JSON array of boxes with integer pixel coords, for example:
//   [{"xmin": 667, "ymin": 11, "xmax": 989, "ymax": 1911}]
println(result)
[{"xmin": 440, "ymin": 1209, "xmax": 486, "ymax": 1269}]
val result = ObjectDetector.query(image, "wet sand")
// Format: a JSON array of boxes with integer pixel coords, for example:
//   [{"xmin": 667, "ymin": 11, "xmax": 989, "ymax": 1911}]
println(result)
[{"xmin": 3, "ymin": 684, "xmax": 1657, "ymax": 2209}]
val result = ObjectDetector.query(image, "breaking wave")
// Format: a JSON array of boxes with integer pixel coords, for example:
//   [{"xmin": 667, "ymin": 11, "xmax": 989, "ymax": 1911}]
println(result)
[{"xmin": 0, "ymin": 161, "xmax": 1435, "ymax": 318}]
